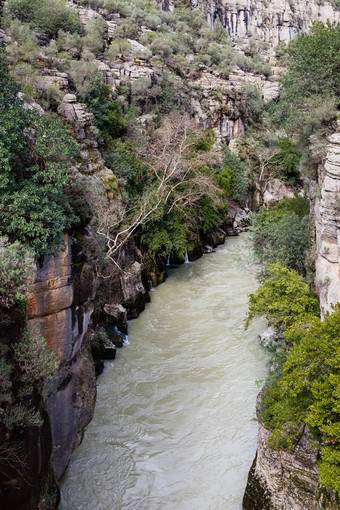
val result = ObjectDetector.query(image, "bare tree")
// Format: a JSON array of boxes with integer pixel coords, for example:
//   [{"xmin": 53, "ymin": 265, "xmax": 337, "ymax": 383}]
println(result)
[
  {"xmin": 241, "ymin": 135, "xmax": 281, "ymax": 204},
  {"xmin": 96, "ymin": 114, "xmax": 221, "ymax": 265}
]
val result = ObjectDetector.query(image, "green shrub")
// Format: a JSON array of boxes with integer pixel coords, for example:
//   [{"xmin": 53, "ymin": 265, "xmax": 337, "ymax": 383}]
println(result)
[
  {"xmin": 250, "ymin": 196, "xmax": 310, "ymax": 274},
  {"xmin": 1, "ymin": 328, "xmax": 58, "ymax": 429},
  {"xmin": 240, "ymin": 84, "xmax": 265, "ymax": 125},
  {"xmin": 85, "ymin": 84, "xmax": 127, "ymax": 144},
  {"xmin": 57, "ymin": 30, "xmax": 84, "ymax": 57},
  {"xmin": 0, "ymin": 238, "xmax": 33, "ymax": 312},
  {"xmin": 0, "ymin": 50, "xmax": 79, "ymax": 255},
  {"xmin": 197, "ymin": 196, "xmax": 228, "ymax": 234},
  {"xmin": 141, "ymin": 213, "xmax": 188, "ymax": 258},
  {"xmin": 269, "ymin": 22, "xmax": 340, "ymax": 144},
  {"xmin": 4, "ymin": 0, "xmax": 82, "ymax": 38},
  {"xmin": 222, "ymin": 149, "xmax": 249, "ymax": 205},
  {"xmin": 271, "ymin": 138, "xmax": 301, "ymax": 183},
  {"xmin": 106, "ymin": 38, "xmax": 131, "ymax": 61},
  {"xmin": 68, "ymin": 60, "xmax": 102, "ymax": 99},
  {"xmin": 245, "ymin": 262, "xmax": 319, "ymax": 330},
  {"xmin": 104, "ymin": 139, "xmax": 146, "ymax": 198},
  {"xmin": 260, "ymin": 305, "xmax": 340, "ymax": 493},
  {"xmin": 83, "ymin": 17, "xmax": 107, "ymax": 54}
]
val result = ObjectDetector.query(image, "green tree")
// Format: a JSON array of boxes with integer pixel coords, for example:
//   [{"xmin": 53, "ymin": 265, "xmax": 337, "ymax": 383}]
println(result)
[
  {"xmin": 250, "ymin": 196, "xmax": 310, "ymax": 274},
  {"xmin": 0, "ymin": 48, "xmax": 79, "ymax": 255},
  {"xmin": 3, "ymin": 0, "xmax": 82, "ymax": 38},
  {"xmin": 0, "ymin": 237, "xmax": 33, "ymax": 313},
  {"xmin": 245, "ymin": 263, "xmax": 319, "ymax": 330},
  {"xmin": 261, "ymin": 306, "xmax": 340, "ymax": 493},
  {"xmin": 269, "ymin": 22, "xmax": 340, "ymax": 140},
  {"xmin": 85, "ymin": 84, "xmax": 127, "ymax": 145}
]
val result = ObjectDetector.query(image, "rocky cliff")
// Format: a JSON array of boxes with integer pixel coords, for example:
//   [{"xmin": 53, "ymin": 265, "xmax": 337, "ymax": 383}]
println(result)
[
  {"xmin": 188, "ymin": 0, "xmax": 339, "ymax": 47},
  {"xmin": 242, "ymin": 126, "xmax": 340, "ymax": 509},
  {"xmin": 243, "ymin": 394, "xmax": 339, "ymax": 510},
  {"xmin": 314, "ymin": 122, "xmax": 340, "ymax": 317}
]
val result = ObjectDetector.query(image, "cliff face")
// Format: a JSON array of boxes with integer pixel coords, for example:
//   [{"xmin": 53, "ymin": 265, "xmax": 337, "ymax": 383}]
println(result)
[
  {"xmin": 243, "ymin": 396, "xmax": 339, "ymax": 510},
  {"xmin": 314, "ymin": 122, "xmax": 340, "ymax": 317},
  {"xmin": 242, "ymin": 125, "xmax": 340, "ymax": 509},
  {"xmin": 190, "ymin": 0, "xmax": 339, "ymax": 46}
]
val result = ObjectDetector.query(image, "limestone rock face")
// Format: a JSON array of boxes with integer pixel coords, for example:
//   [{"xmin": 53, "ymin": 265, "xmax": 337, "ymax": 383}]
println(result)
[
  {"xmin": 190, "ymin": 0, "xmax": 339, "ymax": 47},
  {"xmin": 262, "ymin": 178, "xmax": 295, "ymax": 207},
  {"xmin": 243, "ymin": 395, "xmax": 339, "ymax": 510},
  {"xmin": 58, "ymin": 94, "xmax": 116, "ymax": 188},
  {"xmin": 189, "ymin": 67, "xmax": 279, "ymax": 143},
  {"xmin": 46, "ymin": 341, "xmax": 96, "ymax": 480},
  {"xmin": 314, "ymin": 122, "xmax": 340, "ymax": 316},
  {"xmin": 27, "ymin": 239, "xmax": 95, "ymax": 362},
  {"xmin": 26, "ymin": 238, "xmax": 97, "ymax": 479}
]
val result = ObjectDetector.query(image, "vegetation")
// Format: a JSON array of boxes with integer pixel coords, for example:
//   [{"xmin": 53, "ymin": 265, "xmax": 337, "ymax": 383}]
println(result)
[
  {"xmin": 245, "ymin": 263, "xmax": 319, "ymax": 331},
  {"xmin": 246, "ymin": 265, "xmax": 340, "ymax": 493},
  {"xmin": 260, "ymin": 306, "xmax": 340, "ymax": 493},
  {"xmin": 1, "ymin": 0, "xmax": 340, "ymax": 500},
  {"xmin": 0, "ymin": 47, "xmax": 79, "ymax": 255},
  {"xmin": 3, "ymin": 0, "xmax": 82, "ymax": 38},
  {"xmin": 269, "ymin": 22, "xmax": 340, "ymax": 175},
  {"xmin": 250, "ymin": 196, "xmax": 310, "ymax": 274},
  {"xmin": 243, "ymin": 19, "xmax": 340, "ymax": 498},
  {"xmin": 0, "ymin": 238, "xmax": 33, "ymax": 314},
  {"xmin": 0, "ymin": 328, "xmax": 58, "ymax": 429},
  {"xmin": 98, "ymin": 115, "xmax": 227, "ymax": 260}
]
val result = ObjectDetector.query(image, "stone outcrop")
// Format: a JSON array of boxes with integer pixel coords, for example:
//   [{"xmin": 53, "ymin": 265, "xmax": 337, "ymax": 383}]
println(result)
[
  {"xmin": 190, "ymin": 0, "xmax": 339, "ymax": 47},
  {"xmin": 314, "ymin": 122, "xmax": 340, "ymax": 316},
  {"xmin": 243, "ymin": 394, "xmax": 339, "ymax": 510},
  {"xmin": 26, "ymin": 238, "xmax": 96, "ymax": 479}
]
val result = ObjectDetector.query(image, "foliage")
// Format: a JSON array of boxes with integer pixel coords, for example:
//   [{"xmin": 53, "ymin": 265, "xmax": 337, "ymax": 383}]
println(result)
[
  {"xmin": 86, "ymin": 84, "xmax": 127, "ymax": 145},
  {"xmin": 97, "ymin": 114, "xmax": 225, "ymax": 259},
  {"xmin": 0, "ymin": 238, "xmax": 33, "ymax": 312},
  {"xmin": 0, "ymin": 328, "xmax": 58, "ymax": 429},
  {"xmin": 233, "ymin": 52, "xmax": 271, "ymax": 77},
  {"xmin": 250, "ymin": 196, "xmax": 310, "ymax": 273},
  {"xmin": 3, "ymin": 0, "xmax": 82, "ymax": 38},
  {"xmin": 270, "ymin": 138, "xmax": 301, "ymax": 184},
  {"xmin": 197, "ymin": 196, "xmax": 228, "ymax": 234},
  {"xmin": 269, "ymin": 22, "xmax": 340, "ymax": 142},
  {"xmin": 240, "ymin": 84, "xmax": 265, "ymax": 126},
  {"xmin": 104, "ymin": 139, "xmax": 147, "ymax": 198},
  {"xmin": 83, "ymin": 17, "xmax": 107, "ymax": 54},
  {"xmin": 216, "ymin": 148, "xmax": 249, "ymax": 206},
  {"xmin": 141, "ymin": 212, "xmax": 188, "ymax": 258},
  {"xmin": 159, "ymin": 72, "xmax": 190, "ymax": 114},
  {"xmin": 261, "ymin": 305, "xmax": 340, "ymax": 493},
  {"xmin": 245, "ymin": 263, "xmax": 319, "ymax": 330},
  {"xmin": 68, "ymin": 60, "xmax": 103, "ymax": 99},
  {"xmin": 0, "ymin": 49, "xmax": 79, "ymax": 255}
]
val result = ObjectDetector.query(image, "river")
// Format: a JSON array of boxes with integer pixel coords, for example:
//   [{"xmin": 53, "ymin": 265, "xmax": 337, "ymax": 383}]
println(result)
[{"xmin": 59, "ymin": 234, "xmax": 267, "ymax": 510}]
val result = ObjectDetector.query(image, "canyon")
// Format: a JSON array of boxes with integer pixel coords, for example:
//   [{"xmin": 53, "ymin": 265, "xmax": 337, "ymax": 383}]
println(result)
[{"xmin": 1, "ymin": 0, "xmax": 340, "ymax": 508}]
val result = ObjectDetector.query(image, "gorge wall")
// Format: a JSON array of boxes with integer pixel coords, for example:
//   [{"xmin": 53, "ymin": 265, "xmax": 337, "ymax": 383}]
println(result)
[
  {"xmin": 242, "ymin": 126, "xmax": 340, "ymax": 508},
  {"xmin": 191, "ymin": 0, "xmax": 339, "ymax": 46},
  {"xmin": 243, "ymin": 395, "xmax": 339, "ymax": 510},
  {"xmin": 314, "ymin": 121, "xmax": 340, "ymax": 317}
]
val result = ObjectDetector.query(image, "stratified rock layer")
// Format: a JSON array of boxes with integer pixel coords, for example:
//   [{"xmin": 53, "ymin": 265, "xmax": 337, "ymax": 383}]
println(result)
[
  {"xmin": 315, "ymin": 122, "xmax": 340, "ymax": 316},
  {"xmin": 243, "ymin": 395, "xmax": 339, "ymax": 510},
  {"xmin": 191, "ymin": 0, "xmax": 339, "ymax": 46}
]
